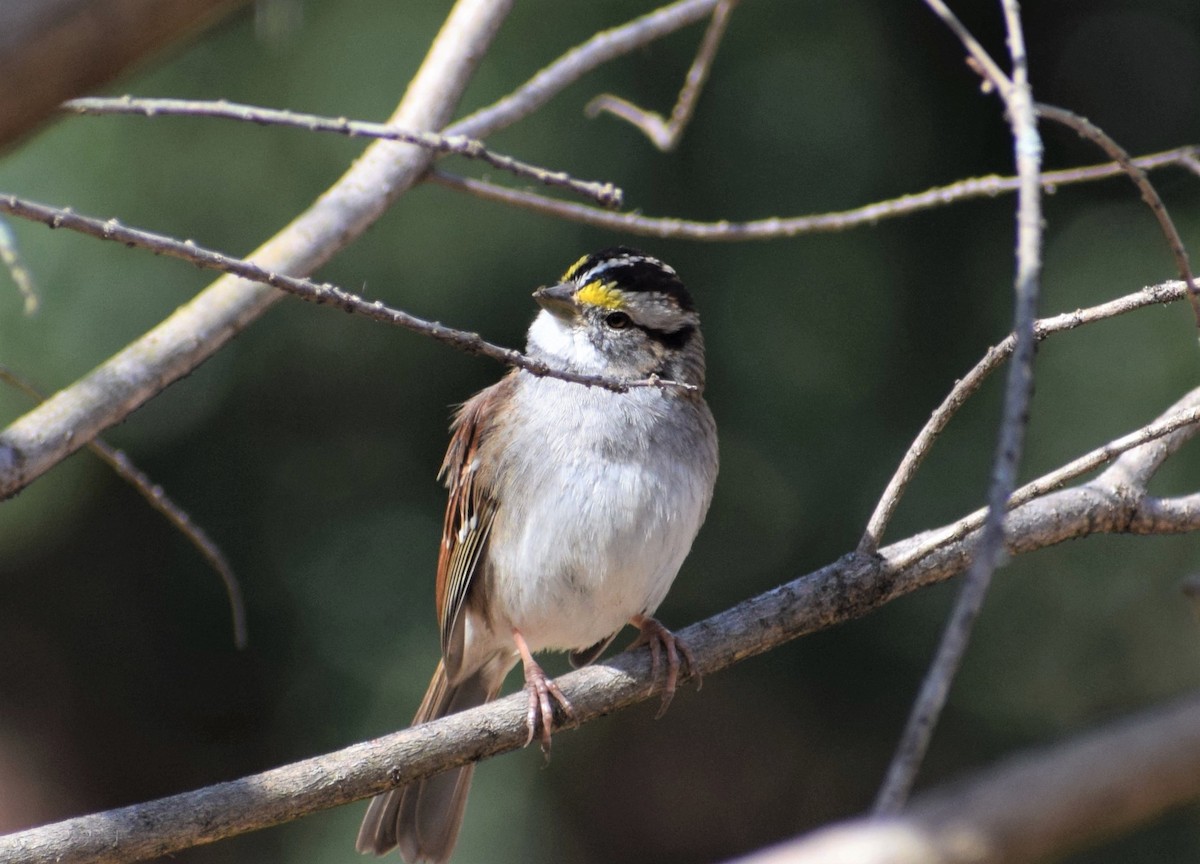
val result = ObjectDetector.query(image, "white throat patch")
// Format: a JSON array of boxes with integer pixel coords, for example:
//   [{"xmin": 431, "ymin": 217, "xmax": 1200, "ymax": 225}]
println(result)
[{"xmin": 527, "ymin": 310, "xmax": 604, "ymax": 371}]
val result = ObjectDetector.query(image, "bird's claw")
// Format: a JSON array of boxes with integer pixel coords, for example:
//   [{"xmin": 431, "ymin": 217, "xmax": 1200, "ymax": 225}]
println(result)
[{"xmin": 630, "ymin": 614, "xmax": 700, "ymax": 719}]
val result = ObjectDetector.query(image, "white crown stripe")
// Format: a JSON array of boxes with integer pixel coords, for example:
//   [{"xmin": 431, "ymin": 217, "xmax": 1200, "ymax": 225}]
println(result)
[{"xmin": 578, "ymin": 254, "xmax": 676, "ymax": 283}]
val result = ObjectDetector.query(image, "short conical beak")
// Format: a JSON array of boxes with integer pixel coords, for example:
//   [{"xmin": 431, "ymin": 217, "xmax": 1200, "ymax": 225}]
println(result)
[{"xmin": 532, "ymin": 282, "xmax": 578, "ymax": 320}]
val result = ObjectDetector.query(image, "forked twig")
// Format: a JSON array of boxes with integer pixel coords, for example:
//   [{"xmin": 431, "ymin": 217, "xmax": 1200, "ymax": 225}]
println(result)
[
  {"xmin": 1035, "ymin": 102, "xmax": 1200, "ymax": 327},
  {"xmin": 923, "ymin": 0, "xmax": 1012, "ymax": 94},
  {"xmin": 0, "ymin": 366, "xmax": 247, "ymax": 649},
  {"xmin": 930, "ymin": 1, "xmax": 1200, "ymax": 329},
  {"xmin": 859, "ymin": 279, "xmax": 1187, "ymax": 554},
  {"xmin": 894, "ymin": 398, "xmax": 1200, "ymax": 572},
  {"xmin": 585, "ymin": 0, "xmax": 737, "ymax": 151},
  {"xmin": 453, "ymin": 0, "xmax": 722, "ymax": 139}
]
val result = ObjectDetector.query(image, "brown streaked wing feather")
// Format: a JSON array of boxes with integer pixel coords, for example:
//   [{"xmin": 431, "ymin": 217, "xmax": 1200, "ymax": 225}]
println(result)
[{"xmin": 434, "ymin": 378, "xmax": 510, "ymax": 678}]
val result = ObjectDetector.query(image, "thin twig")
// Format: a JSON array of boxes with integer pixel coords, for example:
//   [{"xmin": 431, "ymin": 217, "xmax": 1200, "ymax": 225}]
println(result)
[
  {"xmin": 451, "ymin": 0, "xmax": 722, "ymax": 139},
  {"xmin": 1035, "ymin": 102, "xmax": 1200, "ymax": 327},
  {"xmin": 0, "ymin": 365, "xmax": 246, "ymax": 649},
  {"xmin": 95, "ymin": 447, "xmax": 248, "ymax": 648},
  {"xmin": 921, "ymin": 0, "xmax": 1013, "ymax": 96},
  {"xmin": 1095, "ymin": 385, "xmax": 1200, "ymax": 493},
  {"xmin": 896, "ymin": 10, "xmax": 1200, "ymax": 559},
  {"xmin": 0, "ymin": 194, "xmax": 693, "ymax": 396},
  {"xmin": 584, "ymin": 0, "xmax": 737, "ymax": 151},
  {"xmin": 431, "ymin": 145, "xmax": 1200, "ymax": 239},
  {"xmin": 892, "ymin": 395, "xmax": 1200, "ymax": 573},
  {"xmin": 4, "ymin": 384, "xmax": 1199, "ymax": 864},
  {"xmin": 859, "ymin": 279, "xmax": 1187, "ymax": 554},
  {"xmin": 63, "ymin": 96, "xmax": 623, "ymax": 209},
  {"xmin": 873, "ymin": 0, "xmax": 1043, "ymax": 816},
  {"xmin": 940, "ymin": 12, "xmax": 1200, "ymax": 331}
]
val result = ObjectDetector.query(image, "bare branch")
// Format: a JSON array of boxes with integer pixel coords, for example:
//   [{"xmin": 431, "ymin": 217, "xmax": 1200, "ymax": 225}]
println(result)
[
  {"xmin": 3, "ymin": 386, "xmax": 1198, "ymax": 864},
  {"xmin": 1133, "ymin": 492, "xmax": 1200, "ymax": 530},
  {"xmin": 860, "ymin": 279, "xmax": 1189, "ymax": 554},
  {"xmin": 921, "ymin": 0, "xmax": 1013, "ymax": 97},
  {"xmin": 0, "ymin": 365, "xmax": 246, "ymax": 649},
  {"xmin": 731, "ymin": 691, "xmax": 1200, "ymax": 864},
  {"xmin": 873, "ymin": 0, "xmax": 1044, "ymax": 816},
  {"xmin": 892, "ymin": 389, "xmax": 1200, "ymax": 573},
  {"xmin": 452, "ymin": 0, "xmax": 722, "ymax": 139},
  {"xmin": 0, "ymin": 195, "xmax": 693, "ymax": 409},
  {"xmin": 93, "ymin": 445, "xmax": 248, "ymax": 649},
  {"xmin": 1035, "ymin": 102, "xmax": 1200, "ymax": 327},
  {"xmin": 432, "ymin": 145, "xmax": 1200, "ymax": 239},
  {"xmin": 585, "ymin": 0, "xmax": 737, "ymax": 151},
  {"xmin": 63, "ymin": 97, "xmax": 623, "ymax": 208},
  {"xmin": 928, "ymin": 0, "xmax": 1200, "ymax": 329},
  {"xmin": 0, "ymin": 0, "xmax": 515, "ymax": 501},
  {"xmin": 1097, "ymin": 380, "xmax": 1200, "ymax": 490}
]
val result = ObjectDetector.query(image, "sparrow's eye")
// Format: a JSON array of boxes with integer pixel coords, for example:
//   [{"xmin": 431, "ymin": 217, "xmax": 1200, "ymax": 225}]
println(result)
[{"xmin": 604, "ymin": 311, "xmax": 632, "ymax": 330}]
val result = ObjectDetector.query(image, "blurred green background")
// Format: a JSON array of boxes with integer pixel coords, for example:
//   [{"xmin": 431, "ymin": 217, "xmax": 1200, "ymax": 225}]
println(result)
[{"xmin": 2, "ymin": 1, "xmax": 1200, "ymax": 862}]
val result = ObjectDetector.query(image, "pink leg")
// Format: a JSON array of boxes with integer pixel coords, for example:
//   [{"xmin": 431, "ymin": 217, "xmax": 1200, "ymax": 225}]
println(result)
[
  {"xmin": 513, "ymin": 628, "xmax": 575, "ymax": 753},
  {"xmin": 630, "ymin": 614, "xmax": 700, "ymax": 719}
]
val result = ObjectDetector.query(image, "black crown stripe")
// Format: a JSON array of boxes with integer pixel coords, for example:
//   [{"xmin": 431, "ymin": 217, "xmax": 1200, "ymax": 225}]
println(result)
[{"xmin": 565, "ymin": 246, "xmax": 695, "ymax": 312}]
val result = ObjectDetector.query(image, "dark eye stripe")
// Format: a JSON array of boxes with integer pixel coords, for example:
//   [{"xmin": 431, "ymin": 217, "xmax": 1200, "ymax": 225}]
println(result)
[{"xmin": 637, "ymin": 323, "xmax": 695, "ymax": 351}]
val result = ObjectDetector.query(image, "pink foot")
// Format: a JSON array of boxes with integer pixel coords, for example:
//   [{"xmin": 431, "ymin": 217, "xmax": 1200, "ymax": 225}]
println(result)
[
  {"xmin": 630, "ymin": 614, "xmax": 700, "ymax": 719},
  {"xmin": 513, "ymin": 629, "xmax": 575, "ymax": 753}
]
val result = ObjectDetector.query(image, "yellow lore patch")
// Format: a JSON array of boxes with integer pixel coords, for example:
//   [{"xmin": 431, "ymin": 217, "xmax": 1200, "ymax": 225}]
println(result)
[{"xmin": 576, "ymin": 280, "xmax": 625, "ymax": 310}]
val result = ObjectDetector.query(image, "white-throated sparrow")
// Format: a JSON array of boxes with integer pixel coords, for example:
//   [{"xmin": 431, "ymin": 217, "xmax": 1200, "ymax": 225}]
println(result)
[{"xmin": 356, "ymin": 247, "xmax": 719, "ymax": 862}]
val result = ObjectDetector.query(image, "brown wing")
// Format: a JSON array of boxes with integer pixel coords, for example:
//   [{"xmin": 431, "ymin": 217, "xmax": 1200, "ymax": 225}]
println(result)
[{"xmin": 434, "ymin": 377, "xmax": 510, "ymax": 680}]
